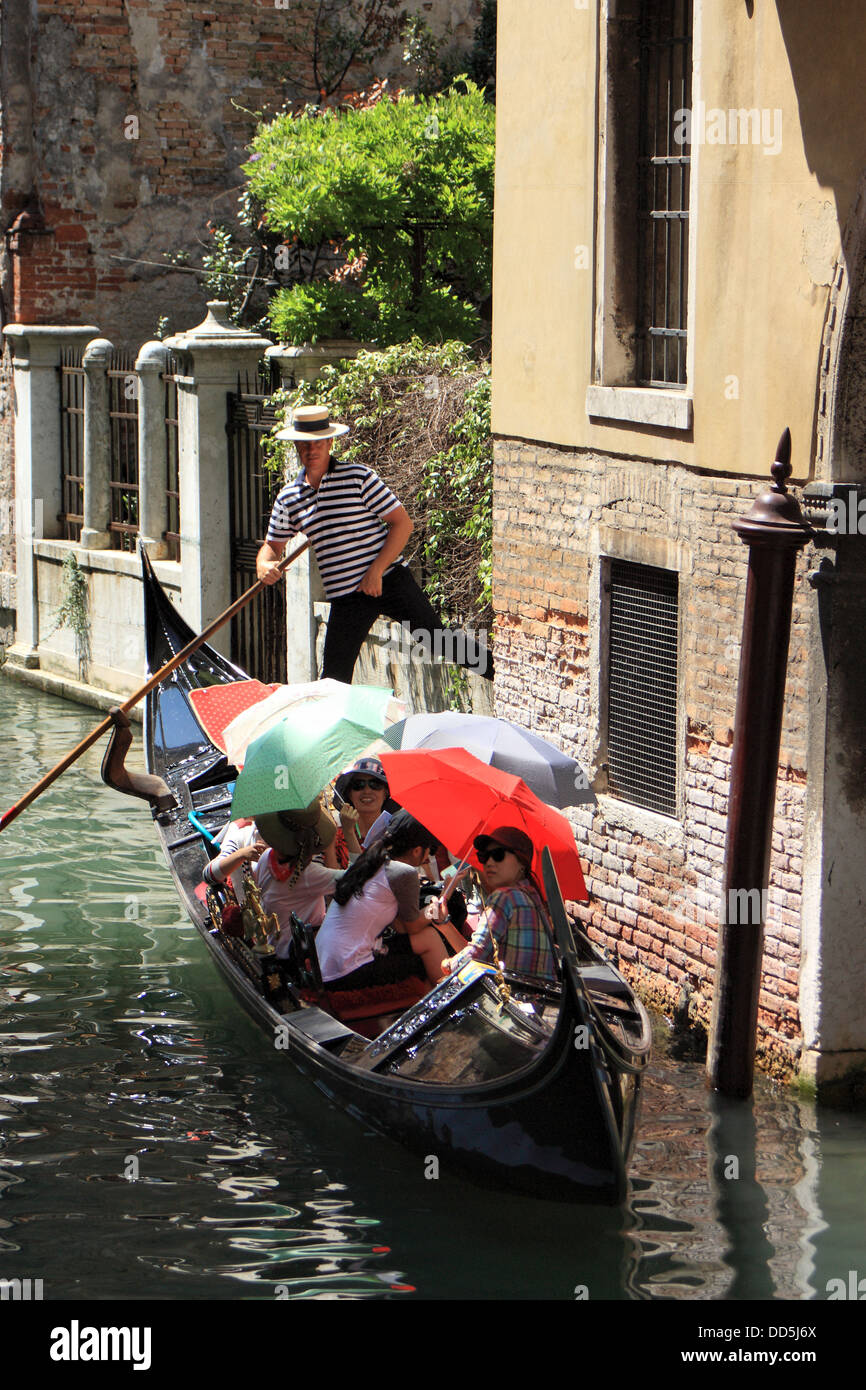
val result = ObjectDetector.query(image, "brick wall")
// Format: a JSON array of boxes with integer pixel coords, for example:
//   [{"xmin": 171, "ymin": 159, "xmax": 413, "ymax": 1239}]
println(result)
[
  {"xmin": 493, "ymin": 437, "xmax": 812, "ymax": 1076},
  {"xmin": 1, "ymin": 0, "xmax": 482, "ymax": 349}
]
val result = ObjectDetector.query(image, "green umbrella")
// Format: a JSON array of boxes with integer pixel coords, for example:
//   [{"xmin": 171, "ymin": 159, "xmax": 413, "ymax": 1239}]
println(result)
[{"xmin": 230, "ymin": 684, "xmax": 395, "ymax": 818}]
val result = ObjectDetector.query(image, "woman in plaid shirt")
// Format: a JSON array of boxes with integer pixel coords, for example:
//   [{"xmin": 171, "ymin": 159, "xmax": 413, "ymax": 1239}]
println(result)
[{"xmin": 438, "ymin": 827, "xmax": 559, "ymax": 983}]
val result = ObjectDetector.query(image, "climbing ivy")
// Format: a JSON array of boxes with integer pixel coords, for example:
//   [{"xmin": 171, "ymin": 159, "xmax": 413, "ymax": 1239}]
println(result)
[{"xmin": 51, "ymin": 552, "xmax": 92, "ymax": 682}]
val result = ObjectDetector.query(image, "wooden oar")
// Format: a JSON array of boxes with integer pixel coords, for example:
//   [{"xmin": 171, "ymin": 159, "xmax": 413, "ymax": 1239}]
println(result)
[{"xmin": 0, "ymin": 540, "xmax": 311, "ymax": 834}]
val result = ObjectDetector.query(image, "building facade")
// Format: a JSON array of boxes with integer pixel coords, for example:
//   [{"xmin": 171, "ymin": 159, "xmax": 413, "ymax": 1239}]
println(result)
[{"xmin": 491, "ymin": 0, "xmax": 866, "ymax": 1092}]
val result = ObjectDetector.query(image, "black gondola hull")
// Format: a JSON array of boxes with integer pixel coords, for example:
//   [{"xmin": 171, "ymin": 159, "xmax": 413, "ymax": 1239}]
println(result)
[{"xmin": 140, "ymin": 555, "xmax": 650, "ymax": 1203}]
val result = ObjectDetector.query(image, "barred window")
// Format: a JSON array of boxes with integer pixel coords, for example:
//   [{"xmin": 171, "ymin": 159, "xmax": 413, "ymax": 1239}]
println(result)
[
  {"xmin": 593, "ymin": 0, "xmax": 694, "ymax": 400},
  {"xmin": 605, "ymin": 559, "xmax": 679, "ymax": 816},
  {"xmin": 636, "ymin": 0, "xmax": 693, "ymax": 387}
]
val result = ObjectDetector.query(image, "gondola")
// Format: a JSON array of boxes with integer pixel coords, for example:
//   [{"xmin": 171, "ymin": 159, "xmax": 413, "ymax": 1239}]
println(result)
[{"xmin": 135, "ymin": 555, "xmax": 652, "ymax": 1203}]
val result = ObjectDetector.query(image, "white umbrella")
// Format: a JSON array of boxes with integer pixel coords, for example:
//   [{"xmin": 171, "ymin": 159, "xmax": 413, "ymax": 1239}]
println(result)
[{"xmin": 224, "ymin": 678, "xmax": 404, "ymax": 769}]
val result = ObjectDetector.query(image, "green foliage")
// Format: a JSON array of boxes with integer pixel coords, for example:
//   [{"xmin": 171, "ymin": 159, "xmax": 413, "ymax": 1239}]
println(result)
[
  {"xmin": 268, "ymin": 279, "xmax": 380, "ymax": 344},
  {"xmin": 268, "ymin": 279, "xmax": 481, "ymax": 347},
  {"xmin": 263, "ymin": 339, "xmax": 491, "ymax": 626},
  {"xmin": 51, "ymin": 551, "xmax": 91, "ymax": 682},
  {"xmin": 442, "ymin": 664, "xmax": 471, "ymax": 713},
  {"xmin": 245, "ymin": 82, "xmax": 494, "ymax": 347}
]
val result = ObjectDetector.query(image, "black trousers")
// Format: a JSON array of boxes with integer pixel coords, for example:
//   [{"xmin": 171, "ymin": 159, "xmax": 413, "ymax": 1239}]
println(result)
[{"xmin": 321, "ymin": 564, "xmax": 494, "ymax": 685}]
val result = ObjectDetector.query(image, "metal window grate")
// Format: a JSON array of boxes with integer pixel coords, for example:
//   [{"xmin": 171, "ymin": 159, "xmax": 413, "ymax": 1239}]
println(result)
[
  {"xmin": 226, "ymin": 370, "xmax": 287, "ymax": 683},
  {"xmin": 107, "ymin": 350, "xmax": 140, "ymax": 551},
  {"xmin": 607, "ymin": 559, "xmax": 678, "ymax": 816},
  {"xmin": 636, "ymin": 0, "xmax": 693, "ymax": 388},
  {"xmin": 58, "ymin": 348, "xmax": 85, "ymax": 540},
  {"xmin": 163, "ymin": 350, "xmax": 181, "ymax": 562}
]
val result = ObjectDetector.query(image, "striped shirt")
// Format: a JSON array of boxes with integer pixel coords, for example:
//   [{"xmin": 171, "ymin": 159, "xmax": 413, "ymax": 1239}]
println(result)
[
  {"xmin": 266, "ymin": 457, "xmax": 404, "ymax": 599},
  {"xmin": 454, "ymin": 879, "xmax": 559, "ymax": 982}
]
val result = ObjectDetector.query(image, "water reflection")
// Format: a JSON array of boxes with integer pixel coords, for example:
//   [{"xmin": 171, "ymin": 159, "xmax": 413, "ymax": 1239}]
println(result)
[{"xmin": 1, "ymin": 679, "xmax": 865, "ymax": 1300}]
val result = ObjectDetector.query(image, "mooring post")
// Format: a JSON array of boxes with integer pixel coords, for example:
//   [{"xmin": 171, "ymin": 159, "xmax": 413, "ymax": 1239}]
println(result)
[{"xmin": 707, "ymin": 429, "xmax": 812, "ymax": 1097}]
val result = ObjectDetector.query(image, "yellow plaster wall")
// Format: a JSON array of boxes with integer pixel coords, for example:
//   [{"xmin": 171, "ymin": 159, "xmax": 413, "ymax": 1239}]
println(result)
[
  {"xmin": 491, "ymin": 0, "xmax": 595, "ymax": 447},
  {"xmin": 492, "ymin": 0, "xmax": 866, "ymax": 479}
]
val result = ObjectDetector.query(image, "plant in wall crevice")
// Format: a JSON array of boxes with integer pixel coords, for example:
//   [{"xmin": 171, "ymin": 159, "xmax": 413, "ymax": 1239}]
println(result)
[{"xmin": 50, "ymin": 551, "xmax": 92, "ymax": 682}]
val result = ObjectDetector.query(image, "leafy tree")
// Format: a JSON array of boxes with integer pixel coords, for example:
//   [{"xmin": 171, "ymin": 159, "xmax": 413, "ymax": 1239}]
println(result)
[{"xmin": 244, "ymin": 81, "xmax": 494, "ymax": 347}]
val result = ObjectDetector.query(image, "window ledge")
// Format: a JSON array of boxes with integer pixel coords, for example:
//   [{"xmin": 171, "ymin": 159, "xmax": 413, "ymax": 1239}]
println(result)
[
  {"xmin": 586, "ymin": 385, "xmax": 693, "ymax": 432},
  {"xmin": 596, "ymin": 793, "xmax": 685, "ymax": 849}
]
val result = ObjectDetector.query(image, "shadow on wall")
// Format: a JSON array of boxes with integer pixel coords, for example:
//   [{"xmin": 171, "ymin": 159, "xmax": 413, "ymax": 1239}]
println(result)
[
  {"xmin": 313, "ymin": 605, "xmax": 495, "ymax": 717},
  {"xmin": 774, "ymin": 0, "xmax": 866, "ymax": 220},
  {"xmin": 775, "ymin": 2, "xmax": 866, "ymax": 488}
]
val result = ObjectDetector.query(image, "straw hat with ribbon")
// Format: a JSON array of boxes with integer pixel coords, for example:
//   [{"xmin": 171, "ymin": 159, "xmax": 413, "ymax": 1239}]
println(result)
[{"xmin": 275, "ymin": 404, "xmax": 349, "ymax": 442}]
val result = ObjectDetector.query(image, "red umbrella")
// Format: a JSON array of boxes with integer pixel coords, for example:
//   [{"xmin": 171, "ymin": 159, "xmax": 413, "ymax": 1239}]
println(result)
[{"xmin": 378, "ymin": 746, "xmax": 588, "ymax": 901}]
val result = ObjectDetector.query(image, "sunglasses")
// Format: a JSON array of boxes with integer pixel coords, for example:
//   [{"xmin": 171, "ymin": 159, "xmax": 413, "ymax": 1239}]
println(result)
[
  {"xmin": 348, "ymin": 778, "xmax": 385, "ymax": 792},
  {"xmin": 477, "ymin": 846, "xmax": 509, "ymax": 864}
]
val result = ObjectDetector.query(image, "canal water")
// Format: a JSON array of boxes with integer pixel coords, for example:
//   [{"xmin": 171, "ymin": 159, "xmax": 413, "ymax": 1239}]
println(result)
[{"xmin": 1, "ymin": 677, "xmax": 864, "ymax": 1307}]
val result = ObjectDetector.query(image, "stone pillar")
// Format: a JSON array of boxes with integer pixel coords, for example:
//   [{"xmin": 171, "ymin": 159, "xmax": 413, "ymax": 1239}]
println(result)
[
  {"xmin": 800, "ymin": 501, "xmax": 866, "ymax": 1100},
  {"xmin": 135, "ymin": 340, "xmax": 170, "ymax": 558},
  {"xmin": 80, "ymin": 337, "xmax": 114, "ymax": 550},
  {"xmin": 165, "ymin": 302, "xmax": 273, "ymax": 654},
  {"xmin": 2, "ymin": 323, "xmax": 99, "ymax": 663},
  {"xmin": 265, "ymin": 340, "xmax": 363, "ymax": 681}
]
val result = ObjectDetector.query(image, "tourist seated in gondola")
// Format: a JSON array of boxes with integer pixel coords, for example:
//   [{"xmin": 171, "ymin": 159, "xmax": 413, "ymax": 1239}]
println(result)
[
  {"xmin": 439, "ymin": 828, "xmax": 559, "ymax": 984},
  {"xmin": 203, "ymin": 817, "xmax": 263, "ymax": 901},
  {"xmin": 252, "ymin": 797, "xmax": 358, "ymax": 957},
  {"xmin": 333, "ymin": 756, "xmax": 394, "ymax": 862},
  {"xmin": 316, "ymin": 811, "xmax": 469, "ymax": 990}
]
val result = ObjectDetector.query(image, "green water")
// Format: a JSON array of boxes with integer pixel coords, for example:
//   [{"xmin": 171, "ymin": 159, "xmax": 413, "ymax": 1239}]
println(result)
[{"xmin": 0, "ymin": 677, "xmax": 864, "ymax": 1302}]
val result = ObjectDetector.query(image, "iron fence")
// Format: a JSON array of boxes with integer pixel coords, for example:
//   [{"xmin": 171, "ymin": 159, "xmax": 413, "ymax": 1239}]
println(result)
[
  {"xmin": 227, "ymin": 363, "xmax": 286, "ymax": 683},
  {"xmin": 58, "ymin": 347, "xmax": 85, "ymax": 540},
  {"xmin": 107, "ymin": 350, "xmax": 140, "ymax": 550},
  {"xmin": 163, "ymin": 350, "xmax": 181, "ymax": 561}
]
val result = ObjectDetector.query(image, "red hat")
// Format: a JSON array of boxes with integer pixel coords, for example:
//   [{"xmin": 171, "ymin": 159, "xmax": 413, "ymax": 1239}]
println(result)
[{"xmin": 473, "ymin": 826, "xmax": 533, "ymax": 868}]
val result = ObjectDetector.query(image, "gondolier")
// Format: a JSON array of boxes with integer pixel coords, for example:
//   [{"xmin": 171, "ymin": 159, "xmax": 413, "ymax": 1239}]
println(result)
[{"xmin": 256, "ymin": 405, "xmax": 493, "ymax": 684}]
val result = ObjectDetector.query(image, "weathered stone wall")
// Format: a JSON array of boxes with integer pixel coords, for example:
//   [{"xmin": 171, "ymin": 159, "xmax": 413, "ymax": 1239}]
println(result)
[
  {"xmin": 29, "ymin": 540, "xmax": 183, "ymax": 698},
  {"xmin": 1, "ymin": 0, "xmax": 483, "ymax": 350},
  {"xmin": 493, "ymin": 436, "xmax": 812, "ymax": 1076}
]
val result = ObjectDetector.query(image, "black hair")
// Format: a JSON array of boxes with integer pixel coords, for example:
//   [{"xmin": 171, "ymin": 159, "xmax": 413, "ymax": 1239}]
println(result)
[{"xmin": 333, "ymin": 810, "xmax": 439, "ymax": 906}]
